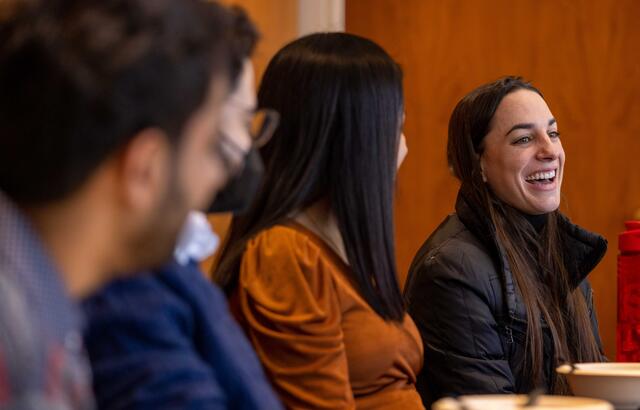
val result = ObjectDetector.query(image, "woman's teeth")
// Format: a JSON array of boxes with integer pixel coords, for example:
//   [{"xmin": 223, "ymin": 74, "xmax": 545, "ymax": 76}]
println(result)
[{"xmin": 525, "ymin": 169, "xmax": 556, "ymax": 183}]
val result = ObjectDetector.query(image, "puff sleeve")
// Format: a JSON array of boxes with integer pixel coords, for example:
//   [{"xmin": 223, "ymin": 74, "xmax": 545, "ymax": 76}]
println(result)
[{"xmin": 237, "ymin": 227, "xmax": 355, "ymax": 410}]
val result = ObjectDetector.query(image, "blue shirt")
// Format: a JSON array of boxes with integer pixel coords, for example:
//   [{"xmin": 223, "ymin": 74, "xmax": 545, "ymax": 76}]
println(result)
[
  {"xmin": 0, "ymin": 191, "xmax": 94, "ymax": 409},
  {"xmin": 83, "ymin": 260, "xmax": 283, "ymax": 410}
]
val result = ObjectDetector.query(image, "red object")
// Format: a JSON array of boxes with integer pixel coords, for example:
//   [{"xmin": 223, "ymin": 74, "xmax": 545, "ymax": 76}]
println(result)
[{"xmin": 617, "ymin": 221, "xmax": 640, "ymax": 361}]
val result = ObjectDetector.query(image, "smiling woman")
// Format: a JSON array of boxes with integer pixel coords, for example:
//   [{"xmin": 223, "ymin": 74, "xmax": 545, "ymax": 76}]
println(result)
[
  {"xmin": 404, "ymin": 77, "xmax": 607, "ymax": 408},
  {"xmin": 480, "ymin": 89, "xmax": 565, "ymax": 215}
]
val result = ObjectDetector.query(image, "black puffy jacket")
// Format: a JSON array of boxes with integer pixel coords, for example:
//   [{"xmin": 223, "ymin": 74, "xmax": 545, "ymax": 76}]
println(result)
[{"xmin": 404, "ymin": 186, "xmax": 607, "ymax": 408}]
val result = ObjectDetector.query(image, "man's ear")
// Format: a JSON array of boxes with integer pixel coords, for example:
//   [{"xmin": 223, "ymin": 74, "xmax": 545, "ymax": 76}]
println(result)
[{"xmin": 117, "ymin": 128, "xmax": 171, "ymax": 211}]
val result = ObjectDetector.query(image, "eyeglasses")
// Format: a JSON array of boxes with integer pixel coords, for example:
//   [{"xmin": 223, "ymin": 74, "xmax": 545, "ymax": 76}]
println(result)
[{"xmin": 214, "ymin": 108, "xmax": 280, "ymax": 177}]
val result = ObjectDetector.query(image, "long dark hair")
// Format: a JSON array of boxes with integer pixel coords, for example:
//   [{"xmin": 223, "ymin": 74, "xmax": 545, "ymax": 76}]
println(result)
[
  {"xmin": 213, "ymin": 32, "xmax": 405, "ymax": 322},
  {"xmin": 448, "ymin": 76, "xmax": 603, "ymax": 393}
]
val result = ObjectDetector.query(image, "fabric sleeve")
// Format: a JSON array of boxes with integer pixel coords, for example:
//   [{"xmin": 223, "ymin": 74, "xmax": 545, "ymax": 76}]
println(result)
[
  {"xmin": 0, "ymin": 275, "xmax": 47, "ymax": 409},
  {"xmin": 238, "ymin": 228, "xmax": 355, "ymax": 410},
  {"xmin": 404, "ymin": 250, "xmax": 515, "ymax": 406},
  {"xmin": 82, "ymin": 276, "xmax": 228, "ymax": 410}
]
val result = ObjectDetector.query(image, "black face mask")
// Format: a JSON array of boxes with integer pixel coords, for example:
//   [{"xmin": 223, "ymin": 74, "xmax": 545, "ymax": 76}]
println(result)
[{"xmin": 207, "ymin": 147, "xmax": 264, "ymax": 214}]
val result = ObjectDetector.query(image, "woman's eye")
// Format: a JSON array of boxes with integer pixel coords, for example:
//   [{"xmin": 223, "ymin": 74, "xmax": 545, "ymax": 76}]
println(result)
[
  {"xmin": 514, "ymin": 135, "xmax": 532, "ymax": 145},
  {"xmin": 548, "ymin": 131, "xmax": 561, "ymax": 139}
]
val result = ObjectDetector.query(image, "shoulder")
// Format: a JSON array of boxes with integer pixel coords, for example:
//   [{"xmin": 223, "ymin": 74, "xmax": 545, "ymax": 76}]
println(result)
[
  {"xmin": 0, "ymin": 272, "xmax": 41, "ymax": 356},
  {"xmin": 242, "ymin": 224, "xmax": 336, "ymax": 284},
  {"xmin": 0, "ymin": 272, "xmax": 40, "ymax": 361},
  {"xmin": 245, "ymin": 224, "xmax": 325, "ymax": 262},
  {"xmin": 239, "ymin": 224, "xmax": 342, "ymax": 315},
  {"xmin": 83, "ymin": 267, "xmax": 197, "ymax": 344},
  {"xmin": 556, "ymin": 213, "xmax": 607, "ymax": 284},
  {"xmin": 0, "ymin": 272, "xmax": 56, "ymax": 403},
  {"xmin": 85, "ymin": 271, "xmax": 178, "ymax": 312},
  {"xmin": 409, "ymin": 214, "xmax": 498, "ymax": 283}
]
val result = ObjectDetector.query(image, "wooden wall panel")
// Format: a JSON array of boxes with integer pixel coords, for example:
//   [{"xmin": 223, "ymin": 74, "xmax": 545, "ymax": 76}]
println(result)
[
  {"xmin": 219, "ymin": 0, "xmax": 299, "ymax": 79},
  {"xmin": 346, "ymin": 0, "xmax": 640, "ymax": 358}
]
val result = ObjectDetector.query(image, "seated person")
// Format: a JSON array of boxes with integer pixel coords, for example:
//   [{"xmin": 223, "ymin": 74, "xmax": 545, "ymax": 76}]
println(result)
[
  {"xmin": 0, "ymin": 0, "xmax": 233, "ymax": 407},
  {"xmin": 82, "ymin": 8, "xmax": 282, "ymax": 410},
  {"xmin": 404, "ymin": 76, "xmax": 607, "ymax": 407},
  {"xmin": 214, "ymin": 32, "xmax": 424, "ymax": 410}
]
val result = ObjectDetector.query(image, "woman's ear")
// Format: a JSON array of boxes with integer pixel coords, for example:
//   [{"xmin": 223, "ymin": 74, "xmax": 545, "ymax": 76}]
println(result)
[{"xmin": 478, "ymin": 153, "xmax": 488, "ymax": 183}]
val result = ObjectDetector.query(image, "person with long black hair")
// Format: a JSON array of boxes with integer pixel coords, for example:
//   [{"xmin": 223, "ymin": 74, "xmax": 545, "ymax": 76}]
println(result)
[
  {"xmin": 404, "ymin": 76, "xmax": 606, "ymax": 407},
  {"xmin": 214, "ymin": 32, "xmax": 424, "ymax": 409}
]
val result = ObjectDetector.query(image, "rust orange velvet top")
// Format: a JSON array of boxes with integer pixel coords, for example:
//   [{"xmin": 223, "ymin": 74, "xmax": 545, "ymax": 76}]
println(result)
[{"xmin": 231, "ymin": 222, "xmax": 424, "ymax": 409}]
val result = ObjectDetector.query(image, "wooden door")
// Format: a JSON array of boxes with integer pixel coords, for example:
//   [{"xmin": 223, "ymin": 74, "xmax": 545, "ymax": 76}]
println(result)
[{"xmin": 346, "ymin": 0, "xmax": 640, "ymax": 358}]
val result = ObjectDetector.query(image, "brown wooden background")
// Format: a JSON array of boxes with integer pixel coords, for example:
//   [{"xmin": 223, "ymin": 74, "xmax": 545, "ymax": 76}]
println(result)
[
  {"xmin": 346, "ymin": 0, "xmax": 640, "ymax": 358},
  {"xmin": 220, "ymin": 0, "xmax": 299, "ymax": 79}
]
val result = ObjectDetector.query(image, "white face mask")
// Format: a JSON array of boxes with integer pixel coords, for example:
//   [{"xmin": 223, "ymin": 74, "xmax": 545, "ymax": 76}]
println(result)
[{"xmin": 173, "ymin": 211, "xmax": 219, "ymax": 266}]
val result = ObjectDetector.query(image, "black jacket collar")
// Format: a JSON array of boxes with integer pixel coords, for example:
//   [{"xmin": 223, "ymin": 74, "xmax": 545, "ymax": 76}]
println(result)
[{"xmin": 455, "ymin": 183, "xmax": 607, "ymax": 289}]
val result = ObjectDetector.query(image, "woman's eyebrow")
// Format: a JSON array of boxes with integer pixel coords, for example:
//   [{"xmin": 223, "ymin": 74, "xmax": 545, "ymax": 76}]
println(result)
[
  {"xmin": 505, "ymin": 118, "xmax": 556, "ymax": 136},
  {"xmin": 505, "ymin": 122, "xmax": 534, "ymax": 136}
]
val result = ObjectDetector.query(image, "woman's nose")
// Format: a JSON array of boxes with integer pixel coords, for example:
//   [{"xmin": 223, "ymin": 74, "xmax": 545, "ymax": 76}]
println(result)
[{"xmin": 535, "ymin": 133, "xmax": 560, "ymax": 161}]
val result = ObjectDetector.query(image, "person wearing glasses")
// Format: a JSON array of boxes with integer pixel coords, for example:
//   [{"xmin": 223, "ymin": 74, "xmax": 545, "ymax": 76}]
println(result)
[
  {"xmin": 214, "ymin": 32, "xmax": 424, "ymax": 409},
  {"xmin": 81, "ymin": 8, "xmax": 283, "ymax": 410},
  {"xmin": 404, "ymin": 77, "xmax": 606, "ymax": 407}
]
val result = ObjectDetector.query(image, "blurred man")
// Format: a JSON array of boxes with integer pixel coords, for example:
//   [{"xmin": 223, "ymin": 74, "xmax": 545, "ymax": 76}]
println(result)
[
  {"xmin": 0, "ymin": 0, "xmax": 236, "ymax": 407},
  {"xmin": 82, "ymin": 8, "xmax": 283, "ymax": 409}
]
